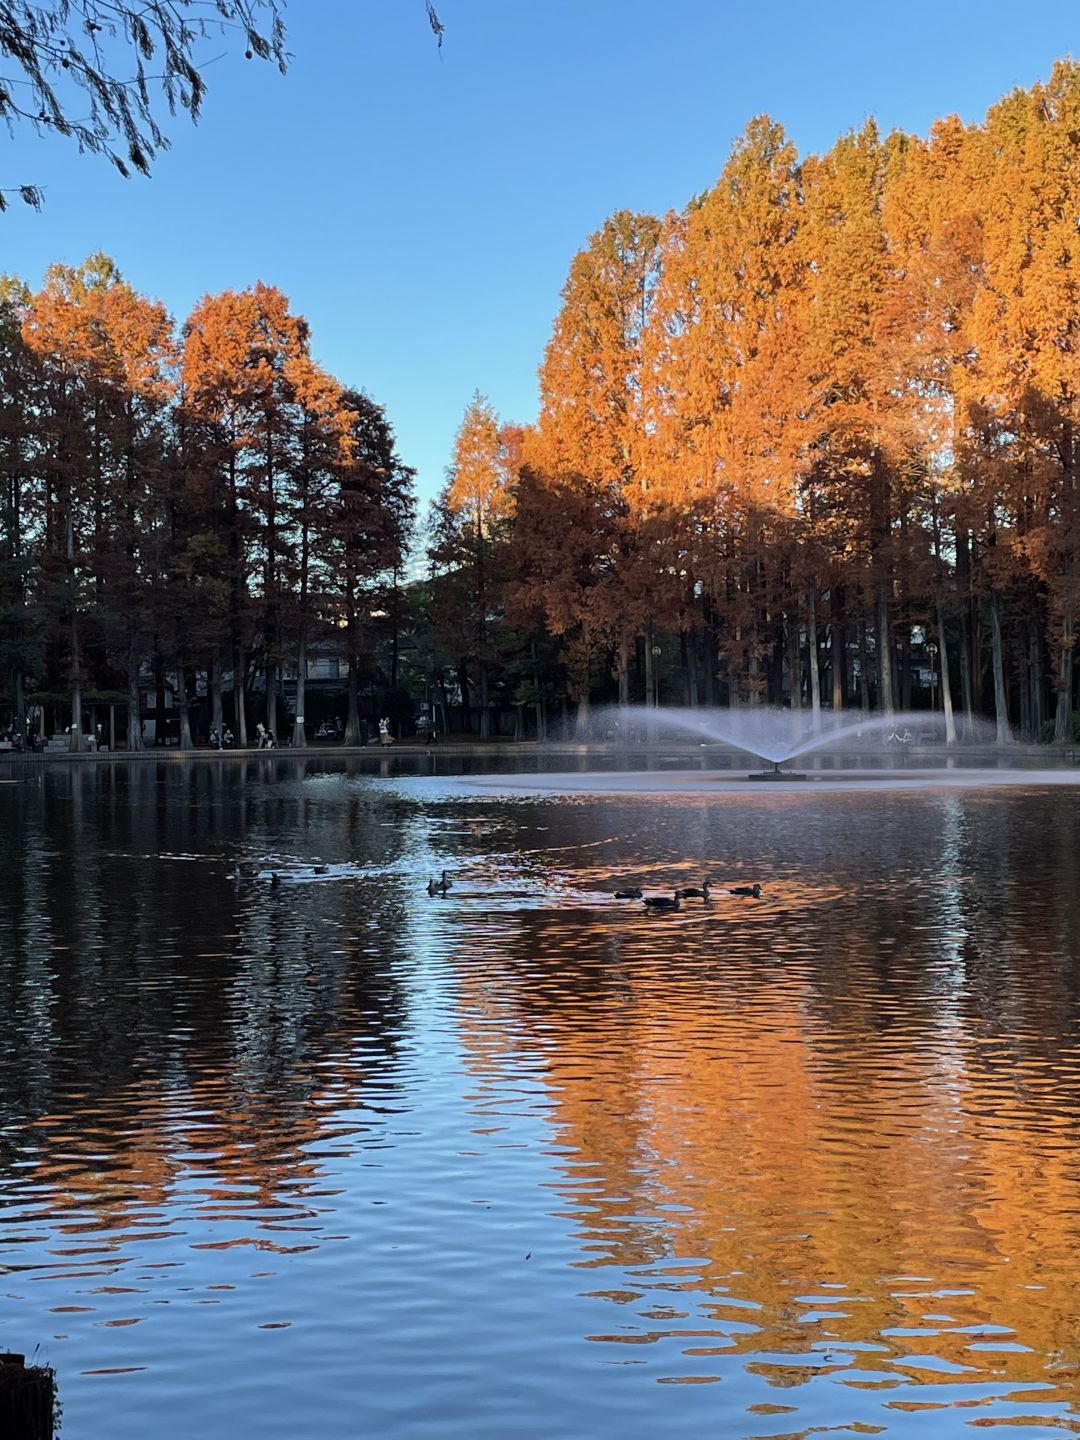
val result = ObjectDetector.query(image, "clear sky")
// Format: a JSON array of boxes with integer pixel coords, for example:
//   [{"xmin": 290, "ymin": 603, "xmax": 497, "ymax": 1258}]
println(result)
[{"xmin": 3, "ymin": 0, "xmax": 1079, "ymax": 508}]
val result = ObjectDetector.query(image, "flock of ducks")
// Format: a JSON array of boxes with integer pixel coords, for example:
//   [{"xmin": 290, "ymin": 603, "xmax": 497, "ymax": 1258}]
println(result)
[
  {"xmin": 614, "ymin": 880, "xmax": 762, "ymax": 911},
  {"xmin": 235, "ymin": 864, "xmax": 329, "ymax": 886},
  {"xmin": 237, "ymin": 864, "xmax": 762, "ymax": 912},
  {"xmin": 425, "ymin": 869, "xmax": 761, "ymax": 911}
]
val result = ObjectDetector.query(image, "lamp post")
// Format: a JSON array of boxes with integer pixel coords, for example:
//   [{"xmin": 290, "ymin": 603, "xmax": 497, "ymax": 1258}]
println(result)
[{"xmin": 927, "ymin": 641, "xmax": 938, "ymax": 714}]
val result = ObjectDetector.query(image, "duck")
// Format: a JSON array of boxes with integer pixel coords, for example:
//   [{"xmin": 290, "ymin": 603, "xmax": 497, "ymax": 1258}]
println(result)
[
  {"xmin": 614, "ymin": 886, "xmax": 643, "ymax": 899},
  {"xmin": 427, "ymin": 870, "xmax": 451, "ymax": 896},
  {"xmin": 680, "ymin": 880, "xmax": 711, "ymax": 900},
  {"xmin": 270, "ymin": 872, "xmax": 281, "ymax": 887},
  {"xmin": 728, "ymin": 883, "xmax": 762, "ymax": 898},
  {"xmin": 643, "ymin": 890, "xmax": 682, "ymax": 912}
]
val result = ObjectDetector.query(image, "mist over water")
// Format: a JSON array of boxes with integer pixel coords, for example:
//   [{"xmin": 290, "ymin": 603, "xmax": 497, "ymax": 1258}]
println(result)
[{"xmin": 591, "ymin": 705, "xmax": 1004, "ymax": 764}]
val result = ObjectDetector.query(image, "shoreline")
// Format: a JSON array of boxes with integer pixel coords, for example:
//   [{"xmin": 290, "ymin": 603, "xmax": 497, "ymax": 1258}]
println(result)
[{"xmin": 2, "ymin": 739, "xmax": 1079, "ymax": 769}]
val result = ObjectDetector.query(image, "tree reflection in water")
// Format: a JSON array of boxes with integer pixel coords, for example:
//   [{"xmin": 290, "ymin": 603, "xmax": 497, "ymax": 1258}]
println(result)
[{"xmin": 2, "ymin": 759, "xmax": 1080, "ymax": 1437}]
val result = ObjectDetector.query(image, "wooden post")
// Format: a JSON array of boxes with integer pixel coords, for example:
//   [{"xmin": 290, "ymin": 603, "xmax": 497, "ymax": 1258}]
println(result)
[{"xmin": 0, "ymin": 1353, "xmax": 56, "ymax": 1439}]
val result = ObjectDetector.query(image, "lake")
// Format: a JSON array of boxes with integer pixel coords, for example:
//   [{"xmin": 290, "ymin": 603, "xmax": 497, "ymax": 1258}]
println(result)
[{"xmin": 2, "ymin": 756, "xmax": 1080, "ymax": 1438}]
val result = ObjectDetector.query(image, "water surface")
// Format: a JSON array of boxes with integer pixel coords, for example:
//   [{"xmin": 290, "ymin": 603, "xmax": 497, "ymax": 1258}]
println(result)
[{"xmin": 2, "ymin": 757, "xmax": 1080, "ymax": 1437}]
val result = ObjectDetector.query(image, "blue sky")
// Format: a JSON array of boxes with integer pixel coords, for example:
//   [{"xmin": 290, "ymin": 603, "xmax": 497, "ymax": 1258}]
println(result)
[{"xmin": 2, "ymin": 0, "xmax": 1079, "ymax": 509}]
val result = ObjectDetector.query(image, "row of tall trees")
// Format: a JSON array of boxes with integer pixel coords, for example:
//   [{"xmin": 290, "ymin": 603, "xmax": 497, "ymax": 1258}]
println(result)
[
  {"xmin": 0, "ymin": 255, "xmax": 414, "ymax": 749},
  {"xmin": 431, "ymin": 61, "xmax": 1080, "ymax": 742}
]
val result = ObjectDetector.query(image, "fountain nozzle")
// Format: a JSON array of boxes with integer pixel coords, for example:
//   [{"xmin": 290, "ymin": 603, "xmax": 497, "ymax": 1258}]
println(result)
[{"xmin": 747, "ymin": 758, "xmax": 809, "ymax": 782}]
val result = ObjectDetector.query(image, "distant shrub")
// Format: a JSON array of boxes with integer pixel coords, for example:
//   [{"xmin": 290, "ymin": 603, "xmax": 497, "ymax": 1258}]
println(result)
[{"xmin": 1039, "ymin": 710, "xmax": 1080, "ymax": 743}]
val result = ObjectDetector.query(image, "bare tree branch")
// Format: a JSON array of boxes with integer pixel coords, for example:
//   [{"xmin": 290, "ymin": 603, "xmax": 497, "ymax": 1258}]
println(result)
[{"xmin": 0, "ymin": 1, "xmax": 286, "ymax": 194}]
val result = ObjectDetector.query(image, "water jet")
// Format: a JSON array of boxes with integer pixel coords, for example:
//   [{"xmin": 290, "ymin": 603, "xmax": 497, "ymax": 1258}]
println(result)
[{"xmin": 593, "ymin": 704, "xmax": 1003, "ymax": 778}]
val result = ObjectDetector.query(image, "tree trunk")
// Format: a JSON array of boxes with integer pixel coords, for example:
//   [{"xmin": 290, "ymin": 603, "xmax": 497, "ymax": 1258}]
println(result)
[
  {"xmin": 617, "ymin": 637, "xmax": 630, "ymax": 706},
  {"xmin": 211, "ymin": 646, "xmax": 224, "ymax": 735},
  {"xmin": 831, "ymin": 626, "xmax": 843, "ymax": 710},
  {"xmin": 703, "ymin": 602, "xmax": 719, "ymax": 706},
  {"xmin": 575, "ymin": 689, "xmax": 591, "ymax": 740},
  {"xmin": 1053, "ymin": 620, "xmax": 1074, "ymax": 742},
  {"xmin": 265, "ymin": 659, "xmax": 278, "ymax": 740},
  {"xmin": 478, "ymin": 660, "xmax": 490, "ymax": 739},
  {"xmin": 175, "ymin": 657, "xmax": 193, "ymax": 749},
  {"xmin": 858, "ymin": 621, "xmax": 870, "ymax": 711},
  {"xmin": 390, "ymin": 567, "xmax": 401, "ymax": 690},
  {"xmin": 14, "ymin": 668, "xmax": 26, "ymax": 741},
  {"xmin": 344, "ymin": 650, "xmax": 362, "ymax": 745},
  {"xmin": 808, "ymin": 595, "xmax": 821, "ymax": 714},
  {"xmin": 830, "ymin": 587, "xmax": 844, "ymax": 710},
  {"xmin": 956, "ymin": 529, "xmax": 976, "ymax": 738},
  {"xmin": 154, "ymin": 653, "xmax": 166, "ymax": 746},
  {"xmin": 1029, "ymin": 620, "xmax": 1044, "ymax": 738},
  {"xmin": 900, "ymin": 627, "xmax": 912, "ymax": 711},
  {"xmin": 458, "ymin": 661, "xmax": 472, "ymax": 734},
  {"xmin": 991, "ymin": 590, "xmax": 1010, "ymax": 745},
  {"xmin": 68, "ymin": 508, "xmax": 83, "ymax": 753},
  {"xmin": 898, "ymin": 624, "xmax": 910, "ymax": 708},
  {"xmin": 293, "ymin": 632, "xmax": 307, "ymax": 748},
  {"xmin": 127, "ymin": 636, "xmax": 143, "ymax": 751},
  {"xmin": 786, "ymin": 614, "xmax": 801, "ymax": 709},
  {"xmin": 747, "ymin": 651, "xmax": 762, "ymax": 705},
  {"xmin": 876, "ymin": 585, "xmax": 894, "ymax": 713},
  {"xmin": 234, "ymin": 646, "xmax": 248, "ymax": 746},
  {"xmin": 937, "ymin": 605, "xmax": 956, "ymax": 746},
  {"xmin": 530, "ymin": 639, "xmax": 546, "ymax": 740},
  {"xmin": 644, "ymin": 627, "xmax": 656, "ymax": 707},
  {"xmin": 958, "ymin": 612, "xmax": 975, "ymax": 740}
]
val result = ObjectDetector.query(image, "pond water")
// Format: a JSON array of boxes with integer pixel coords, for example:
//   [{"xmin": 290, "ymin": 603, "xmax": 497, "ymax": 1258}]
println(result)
[{"xmin": 3, "ymin": 756, "xmax": 1080, "ymax": 1438}]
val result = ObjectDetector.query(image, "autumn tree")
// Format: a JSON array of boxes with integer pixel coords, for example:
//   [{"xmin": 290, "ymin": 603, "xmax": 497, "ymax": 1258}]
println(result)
[
  {"xmin": 428, "ymin": 394, "xmax": 515, "ymax": 736},
  {"xmin": 182, "ymin": 283, "xmax": 313, "ymax": 742},
  {"xmin": 324, "ymin": 390, "xmax": 415, "ymax": 744},
  {"xmin": 965, "ymin": 63, "xmax": 1080, "ymax": 741},
  {"xmin": 646, "ymin": 118, "xmax": 804, "ymax": 707},
  {"xmin": 528, "ymin": 211, "xmax": 666, "ymax": 727},
  {"xmin": 0, "ymin": 279, "xmax": 43, "ymax": 737},
  {"xmin": 18, "ymin": 256, "xmax": 172, "ymax": 748}
]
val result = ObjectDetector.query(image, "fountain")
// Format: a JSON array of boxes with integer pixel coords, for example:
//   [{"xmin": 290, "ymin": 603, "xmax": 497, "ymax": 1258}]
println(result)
[{"xmin": 592, "ymin": 705, "xmax": 1004, "ymax": 779}]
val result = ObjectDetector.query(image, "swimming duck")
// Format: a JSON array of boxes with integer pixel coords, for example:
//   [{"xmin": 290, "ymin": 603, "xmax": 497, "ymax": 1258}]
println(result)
[
  {"xmin": 614, "ymin": 887, "xmax": 643, "ymax": 899},
  {"xmin": 681, "ymin": 880, "xmax": 711, "ymax": 900},
  {"xmin": 643, "ymin": 890, "xmax": 682, "ymax": 912},
  {"xmin": 427, "ymin": 870, "xmax": 451, "ymax": 896},
  {"xmin": 270, "ymin": 872, "xmax": 281, "ymax": 887},
  {"xmin": 729, "ymin": 883, "xmax": 762, "ymax": 898}
]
